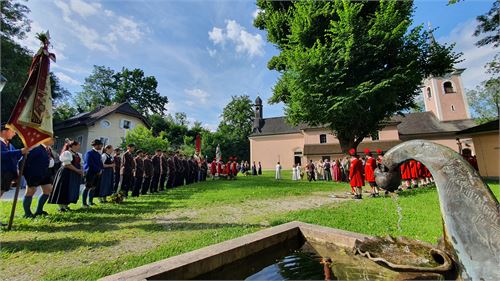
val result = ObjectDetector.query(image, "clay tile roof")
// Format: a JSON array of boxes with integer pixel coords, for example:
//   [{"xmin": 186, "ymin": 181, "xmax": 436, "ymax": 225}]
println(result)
[
  {"xmin": 457, "ymin": 119, "xmax": 499, "ymax": 135},
  {"xmin": 54, "ymin": 102, "xmax": 150, "ymax": 131},
  {"xmin": 396, "ymin": 112, "xmax": 476, "ymax": 138}
]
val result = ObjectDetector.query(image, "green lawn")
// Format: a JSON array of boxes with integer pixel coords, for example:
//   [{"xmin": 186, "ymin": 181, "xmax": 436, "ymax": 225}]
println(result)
[{"xmin": 1, "ymin": 171, "xmax": 498, "ymax": 280}]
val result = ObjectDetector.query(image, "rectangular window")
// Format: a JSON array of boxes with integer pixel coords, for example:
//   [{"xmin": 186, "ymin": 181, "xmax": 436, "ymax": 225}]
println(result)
[
  {"xmin": 76, "ymin": 135, "xmax": 83, "ymax": 144},
  {"xmin": 123, "ymin": 120, "xmax": 131, "ymax": 129},
  {"xmin": 319, "ymin": 134, "xmax": 327, "ymax": 144},
  {"xmin": 371, "ymin": 131, "xmax": 379, "ymax": 141}
]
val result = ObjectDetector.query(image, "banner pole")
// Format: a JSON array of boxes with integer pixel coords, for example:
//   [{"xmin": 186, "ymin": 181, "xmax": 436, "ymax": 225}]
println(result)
[{"xmin": 7, "ymin": 154, "xmax": 27, "ymax": 231}]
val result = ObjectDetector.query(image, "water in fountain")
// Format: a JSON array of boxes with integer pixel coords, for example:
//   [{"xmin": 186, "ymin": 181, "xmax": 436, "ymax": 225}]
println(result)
[{"xmin": 391, "ymin": 193, "xmax": 403, "ymax": 233}]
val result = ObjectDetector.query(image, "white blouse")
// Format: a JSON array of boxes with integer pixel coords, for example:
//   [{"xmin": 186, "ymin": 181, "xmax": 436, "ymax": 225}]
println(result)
[{"xmin": 60, "ymin": 150, "xmax": 83, "ymax": 166}]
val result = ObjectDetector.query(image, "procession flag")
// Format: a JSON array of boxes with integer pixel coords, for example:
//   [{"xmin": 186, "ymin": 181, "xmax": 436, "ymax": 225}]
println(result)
[
  {"xmin": 6, "ymin": 31, "xmax": 55, "ymax": 147},
  {"xmin": 195, "ymin": 134, "xmax": 201, "ymax": 154}
]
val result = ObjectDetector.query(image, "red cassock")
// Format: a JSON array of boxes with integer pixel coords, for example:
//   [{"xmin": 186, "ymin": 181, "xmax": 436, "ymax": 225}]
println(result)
[
  {"xmin": 217, "ymin": 162, "xmax": 222, "ymax": 174},
  {"xmin": 210, "ymin": 161, "xmax": 216, "ymax": 175},
  {"xmin": 409, "ymin": 160, "xmax": 418, "ymax": 179},
  {"xmin": 225, "ymin": 163, "xmax": 231, "ymax": 175},
  {"xmin": 423, "ymin": 165, "xmax": 431, "ymax": 178},
  {"xmin": 349, "ymin": 158, "xmax": 364, "ymax": 187},
  {"xmin": 231, "ymin": 162, "xmax": 237, "ymax": 176},
  {"xmin": 364, "ymin": 156, "xmax": 377, "ymax": 183},
  {"xmin": 400, "ymin": 161, "xmax": 411, "ymax": 180},
  {"xmin": 416, "ymin": 161, "xmax": 425, "ymax": 178}
]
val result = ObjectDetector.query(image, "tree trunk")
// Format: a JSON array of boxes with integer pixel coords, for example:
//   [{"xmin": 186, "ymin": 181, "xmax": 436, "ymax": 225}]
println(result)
[{"xmin": 338, "ymin": 137, "xmax": 357, "ymax": 154}]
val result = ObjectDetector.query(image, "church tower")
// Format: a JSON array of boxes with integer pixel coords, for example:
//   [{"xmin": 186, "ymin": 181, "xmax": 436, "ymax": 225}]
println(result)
[
  {"xmin": 421, "ymin": 69, "xmax": 471, "ymax": 121},
  {"xmin": 253, "ymin": 96, "xmax": 263, "ymax": 132}
]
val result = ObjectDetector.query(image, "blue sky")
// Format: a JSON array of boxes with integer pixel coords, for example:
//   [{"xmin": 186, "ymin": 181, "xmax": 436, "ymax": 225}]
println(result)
[{"xmin": 19, "ymin": 0, "xmax": 496, "ymax": 130}]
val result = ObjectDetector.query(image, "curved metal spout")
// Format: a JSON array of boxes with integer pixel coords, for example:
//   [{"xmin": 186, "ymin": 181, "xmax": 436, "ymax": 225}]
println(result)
[{"xmin": 376, "ymin": 140, "xmax": 500, "ymax": 280}]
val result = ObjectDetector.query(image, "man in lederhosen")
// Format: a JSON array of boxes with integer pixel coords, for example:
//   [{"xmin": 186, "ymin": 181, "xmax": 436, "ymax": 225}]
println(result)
[
  {"xmin": 159, "ymin": 151, "xmax": 168, "ymax": 191},
  {"xmin": 142, "ymin": 152, "xmax": 153, "ymax": 195},
  {"xmin": 150, "ymin": 149, "xmax": 162, "ymax": 193},
  {"xmin": 132, "ymin": 150, "xmax": 144, "ymax": 197}
]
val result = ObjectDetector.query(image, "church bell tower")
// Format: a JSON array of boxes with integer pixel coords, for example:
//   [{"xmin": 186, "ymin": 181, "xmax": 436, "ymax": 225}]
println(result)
[
  {"xmin": 253, "ymin": 96, "xmax": 263, "ymax": 133},
  {"xmin": 421, "ymin": 69, "xmax": 471, "ymax": 121}
]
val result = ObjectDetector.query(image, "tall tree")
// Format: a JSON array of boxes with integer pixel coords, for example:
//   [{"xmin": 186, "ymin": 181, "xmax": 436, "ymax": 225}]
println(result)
[
  {"xmin": 0, "ymin": 0, "xmax": 31, "ymax": 40},
  {"xmin": 74, "ymin": 65, "xmax": 116, "ymax": 112},
  {"xmin": 219, "ymin": 95, "xmax": 254, "ymax": 137},
  {"xmin": 255, "ymin": 0, "xmax": 460, "ymax": 152},
  {"xmin": 113, "ymin": 68, "xmax": 168, "ymax": 117},
  {"xmin": 466, "ymin": 79, "xmax": 500, "ymax": 124},
  {"xmin": 473, "ymin": 0, "xmax": 499, "ymax": 47},
  {"xmin": 122, "ymin": 125, "xmax": 169, "ymax": 154}
]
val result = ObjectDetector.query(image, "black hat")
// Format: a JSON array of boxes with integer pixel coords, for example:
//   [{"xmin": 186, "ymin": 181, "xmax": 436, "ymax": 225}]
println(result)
[
  {"xmin": 91, "ymin": 139, "xmax": 103, "ymax": 146},
  {"xmin": 1, "ymin": 122, "xmax": 9, "ymax": 131}
]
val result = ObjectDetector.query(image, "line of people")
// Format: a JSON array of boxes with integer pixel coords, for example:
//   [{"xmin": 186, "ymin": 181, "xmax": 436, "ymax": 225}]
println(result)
[
  {"xmin": 208, "ymin": 158, "xmax": 262, "ymax": 179},
  {"xmin": 2, "ymin": 133, "xmax": 211, "ymax": 217}
]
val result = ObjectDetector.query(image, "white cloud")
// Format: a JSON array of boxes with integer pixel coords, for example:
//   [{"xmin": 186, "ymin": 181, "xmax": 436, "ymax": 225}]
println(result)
[
  {"xmin": 208, "ymin": 27, "xmax": 225, "ymax": 45},
  {"xmin": 438, "ymin": 19, "xmax": 497, "ymax": 90},
  {"xmin": 69, "ymin": 0, "xmax": 101, "ymax": 17},
  {"xmin": 207, "ymin": 48, "xmax": 217, "ymax": 57},
  {"xmin": 184, "ymin": 88, "xmax": 210, "ymax": 104},
  {"xmin": 252, "ymin": 8, "xmax": 261, "ymax": 19},
  {"xmin": 208, "ymin": 19, "xmax": 264, "ymax": 57},
  {"xmin": 107, "ymin": 16, "xmax": 144, "ymax": 44},
  {"xmin": 55, "ymin": 72, "xmax": 81, "ymax": 86}
]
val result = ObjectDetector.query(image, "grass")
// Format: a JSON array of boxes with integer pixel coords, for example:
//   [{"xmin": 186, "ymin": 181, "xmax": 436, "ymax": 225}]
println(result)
[{"xmin": 1, "ymin": 170, "xmax": 498, "ymax": 280}]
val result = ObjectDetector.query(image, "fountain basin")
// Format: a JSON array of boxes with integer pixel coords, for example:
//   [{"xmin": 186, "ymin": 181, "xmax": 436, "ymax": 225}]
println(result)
[{"xmin": 100, "ymin": 221, "xmax": 448, "ymax": 281}]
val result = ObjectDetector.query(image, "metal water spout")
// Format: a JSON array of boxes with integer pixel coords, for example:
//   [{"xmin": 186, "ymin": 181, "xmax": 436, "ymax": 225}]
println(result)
[{"xmin": 375, "ymin": 140, "xmax": 500, "ymax": 280}]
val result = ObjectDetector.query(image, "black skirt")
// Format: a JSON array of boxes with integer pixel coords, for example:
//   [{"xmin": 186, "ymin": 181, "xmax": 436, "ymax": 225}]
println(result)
[{"xmin": 48, "ymin": 167, "xmax": 82, "ymax": 205}]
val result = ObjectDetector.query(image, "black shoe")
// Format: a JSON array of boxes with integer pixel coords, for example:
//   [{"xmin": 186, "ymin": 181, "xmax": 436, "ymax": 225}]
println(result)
[
  {"xmin": 34, "ymin": 211, "xmax": 49, "ymax": 217},
  {"xmin": 58, "ymin": 208, "xmax": 67, "ymax": 212},
  {"xmin": 23, "ymin": 213, "xmax": 35, "ymax": 218},
  {"xmin": 0, "ymin": 222, "xmax": 7, "ymax": 227}
]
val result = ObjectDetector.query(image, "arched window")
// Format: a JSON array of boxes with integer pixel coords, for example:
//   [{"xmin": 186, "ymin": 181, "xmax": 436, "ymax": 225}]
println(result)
[
  {"xmin": 426, "ymin": 87, "xmax": 432, "ymax": 98},
  {"xmin": 443, "ymin": 81, "xmax": 455, "ymax": 94},
  {"xmin": 451, "ymin": 105, "xmax": 456, "ymax": 111}
]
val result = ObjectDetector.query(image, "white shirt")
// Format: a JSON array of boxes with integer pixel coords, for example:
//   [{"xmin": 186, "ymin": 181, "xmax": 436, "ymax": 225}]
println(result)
[{"xmin": 60, "ymin": 150, "xmax": 83, "ymax": 166}]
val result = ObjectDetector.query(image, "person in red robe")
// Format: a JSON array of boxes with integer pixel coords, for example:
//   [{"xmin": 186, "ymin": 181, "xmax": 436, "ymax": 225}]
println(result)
[
  {"xmin": 210, "ymin": 159, "xmax": 217, "ymax": 180},
  {"xmin": 400, "ymin": 161, "xmax": 411, "ymax": 190},
  {"xmin": 409, "ymin": 159, "xmax": 418, "ymax": 188},
  {"xmin": 364, "ymin": 149, "xmax": 379, "ymax": 197},
  {"xmin": 217, "ymin": 161, "xmax": 222, "ymax": 178},
  {"xmin": 225, "ymin": 157, "xmax": 232, "ymax": 179},
  {"xmin": 349, "ymin": 149, "xmax": 364, "ymax": 199},
  {"xmin": 231, "ymin": 157, "xmax": 238, "ymax": 179}
]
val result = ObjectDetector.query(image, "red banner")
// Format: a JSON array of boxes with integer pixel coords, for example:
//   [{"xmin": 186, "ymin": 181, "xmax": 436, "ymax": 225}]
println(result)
[
  {"xmin": 7, "ymin": 39, "xmax": 55, "ymax": 147},
  {"xmin": 195, "ymin": 134, "xmax": 201, "ymax": 154}
]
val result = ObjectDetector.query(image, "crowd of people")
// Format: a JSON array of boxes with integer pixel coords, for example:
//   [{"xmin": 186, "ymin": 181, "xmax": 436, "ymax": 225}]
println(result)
[{"xmin": 208, "ymin": 159, "xmax": 263, "ymax": 179}]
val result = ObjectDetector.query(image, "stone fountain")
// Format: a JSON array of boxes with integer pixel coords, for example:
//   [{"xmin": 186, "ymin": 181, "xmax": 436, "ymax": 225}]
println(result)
[
  {"xmin": 101, "ymin": 140, "xmax": 499, "ymax": 281},
  {"xmin": 374, "ymin": 140, "xmax": 500, "ymax": 280}
]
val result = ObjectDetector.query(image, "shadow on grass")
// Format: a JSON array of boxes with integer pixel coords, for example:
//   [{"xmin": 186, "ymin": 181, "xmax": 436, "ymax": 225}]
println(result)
[
  {"xmin": 134, "ymin": 221, "xmax": 263, "ymax": 232},
  {"xmin": 1, "ymin": 237, "xmax": 119, "ymax": 253}
]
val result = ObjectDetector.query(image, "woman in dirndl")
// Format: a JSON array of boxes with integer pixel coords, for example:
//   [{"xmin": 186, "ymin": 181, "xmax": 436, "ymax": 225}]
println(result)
[
  {"xmin": 48, "ymin": 140, "xmax": 84, "ymax": 212},
  {"xmin": 97, "ymin": 144, "xmax": 115, "ymax": 202}
]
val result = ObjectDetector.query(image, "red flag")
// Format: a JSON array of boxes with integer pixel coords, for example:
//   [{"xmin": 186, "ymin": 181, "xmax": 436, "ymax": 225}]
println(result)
[
  {"xmin": 7, "ymin": 32, "xmax": 55, "ymax": 147},
  {"xmin": 195, "ymin": 134, "xmax": 201, "ymax": 154}
]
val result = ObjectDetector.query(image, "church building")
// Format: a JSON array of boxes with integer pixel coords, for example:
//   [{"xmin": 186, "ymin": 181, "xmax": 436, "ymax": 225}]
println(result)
[{"xmin": 249, "ymin": 69, "xmax": 477, "ymax": 170}]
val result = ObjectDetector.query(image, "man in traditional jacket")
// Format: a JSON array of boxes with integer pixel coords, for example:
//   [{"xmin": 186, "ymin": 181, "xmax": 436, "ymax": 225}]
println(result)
[
  {"xmin": 113, "ymin": 148, "xmax": 122, "ymax": 193},
  {"xmin": 166, "ymin": 154, "xmax": 175, "ymax": 189},
  {"xmin": 182, "ymin": 157, "xmax": 190, "ymax": 185},
  {"xmin": 349, "ymin": 149, "xmax": 364, "ymax": 199},
  {"xmin": 159, "ymin": 151, "xmax": 168, "ymax": 191},
  {"xmin": 120, "ymin": 143, "xmax": 136, "ymax": 197},
  {"xmin": 1, "ymin": 125, "xmax": 29, "ymax": 200},
  {"xmin": 173, "ymin": 153, "xmax": 183, "ymax": 187},
  {"xmin": 132, "ymin": 150, "xmax": 144, "ymax": 197},
  {"xmin": 142, "ymin": 152, "xmax": 153, "ymax": 195},
  {"xmin": 151, "ymin": 149, "xmax": 162, "ymax": 193},
  {"xmin": 364, "ymin": 149, "xmax": 379, "ymax": 197},
  {"xmin": 83, "ymin": 139, "xmax": 104, "ymax": 206},
  {"xmin": 201, "ymin": 158, "xmax": 208, "ymax": 181}
]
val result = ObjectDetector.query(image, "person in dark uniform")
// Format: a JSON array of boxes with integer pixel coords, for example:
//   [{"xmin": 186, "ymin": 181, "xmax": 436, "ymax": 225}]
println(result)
[
  {"xmin": 142, "ymin": 152, "xmax": 153, "ymax": 195},
  {"xmin": 113, "ymin": 148, "xmax": 121, "ymax": 193},
  {"xmin": 132, "ymin": 150, "xmax": 144, "ymax": 197},
  {"xmin": 48, "ymin": 140, "xmax": 83, "ymax": 211},
  {"xmin": 183, "ymin": 157, "xmax": 190, "ymax": 185},
  {"xmin": 191, "ymin": 157, "xmax": 199, "ymax": 183},
  {"xmin": 173, "ymin": 153, "xmax": 182, "ymax": 187},
  {"xmin": 258, "ymin": 161, "xmax": 262, "ymax": 175},
  {"xmin": 159, "ymin": 151, "xmax": 168, "ymax": 191},
  {"xmin": 120, "ymin": 144, "xmax": 136, "ymax": 197},
  {"xmin": 83, "ymin": 139, "xmax": 104, "ymax": 207},
  {"xmin": 166, "ymin": 154, "xmax": 175, "ymax": 189},
  {"xmin": 201, "ymin": 158, "xmax": 208, "ymax": 181},
  {"xmin": 22, "ymin": 138, "xmax": 55, "ymax": 217},
  {"xmin": 252, "ymin": 161, "xmax": 257, "ymax": 176},
  {"xmin": 151, "ymin": 149, "xmax": 162, "ymax": 193},
  {"xmin": 1, "ymin": 125, "xmax": 28, "ymax": 199}
]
